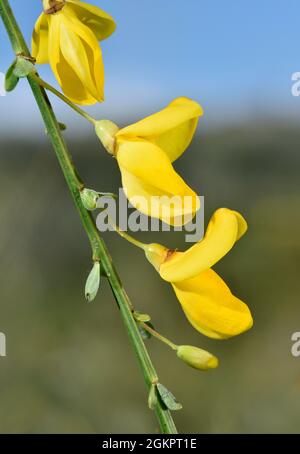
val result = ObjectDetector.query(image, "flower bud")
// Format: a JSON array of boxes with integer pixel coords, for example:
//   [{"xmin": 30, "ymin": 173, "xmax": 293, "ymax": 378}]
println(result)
[
  {"xmin": 95, "ymin": 120, "xmax": 119, "ymax": 156},
  {"xmin": 85, "ymin": 262, "xmax": 101, "ymax": 303},
  {"xmin": 148, "ymin": 384, "xmax": 158, "ymax": 410},
  {"xmin": 80, "ymin": 188, "xmax": 100, "ymax": 211},
  {"xmin": 176, "ymin": 345, "xmax": 219, "ymax": 371}
]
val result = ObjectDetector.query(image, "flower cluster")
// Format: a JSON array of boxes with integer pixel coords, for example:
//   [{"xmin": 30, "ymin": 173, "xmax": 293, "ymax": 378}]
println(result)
[{"xmin": 32, "ymin": 0, "xmax": 253, "ymax": 371}]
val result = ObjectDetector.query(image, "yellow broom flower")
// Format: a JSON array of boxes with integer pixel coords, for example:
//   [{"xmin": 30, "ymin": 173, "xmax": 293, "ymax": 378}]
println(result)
[
  {"xmin": 32, "ymin": 0, "xmax": 116, "ymax": 105},
  {"xmin": 144, "ymin": 208, "xmax": 253, "ymax": 339},
  {"xmin": 96, "ymin": 97, "xmax": 203, "ymax": 226}
]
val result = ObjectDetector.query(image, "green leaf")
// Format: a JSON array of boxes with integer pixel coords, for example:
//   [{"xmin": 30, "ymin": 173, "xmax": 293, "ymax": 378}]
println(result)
[
  {"xmin": 157, "ymin": 383, "xmax": 183, "ymax": 411},
  {"xmin": 138, "ymin": 321, "xmax": 155, "ymax": 340},
  {"xmin": 13, "ymin": 57, "xmax": 36, "ymax": 78},
  {"xmin": 5, "ymin": 60, "xmax": 19, "ymax": 92},
  {"xmin": 138, "ymin": 325, "xmax": 151, "ymax": 340},
  {"xmin": 85, "ymin": 261, "xmax": 101, "ymax": 303},
  {"xmin": 134, "ymin": 311, "xmax": 151, "ymax": 323},
  {"xmin": 58, "ymin": 122, "xmax": 67, "ymax": 131}
]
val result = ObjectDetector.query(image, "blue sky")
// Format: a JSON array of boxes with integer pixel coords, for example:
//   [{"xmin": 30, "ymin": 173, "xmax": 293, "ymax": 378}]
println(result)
[{"xmin": 0, "ymin": 0, "xmax": 300, "ymax": 136}]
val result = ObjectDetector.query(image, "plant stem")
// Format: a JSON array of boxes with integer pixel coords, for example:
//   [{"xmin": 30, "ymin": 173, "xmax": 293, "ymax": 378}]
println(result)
[
  {"xmin": 31, "ymin": 73, "xmax": 97, "ymax": 125},
  {"xmin": 0, "ymin": 0, "xmax": 178, "ymax": 434},
  {"xmin": 138, "ymin": 321, "xmax": 178, "ymax": 351},
  {"xmin": 108, "ymin": 216, "xmax": 149, "ymax": 251}
]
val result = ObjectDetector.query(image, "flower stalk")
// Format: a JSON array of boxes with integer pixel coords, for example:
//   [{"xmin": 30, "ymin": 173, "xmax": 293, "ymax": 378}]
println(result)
[
  {"xmin": 0, "ymin": 0, "xmax": 177, "ymax": 434},
  {"xmin": 30, "ymin": 73, "xmax": 97, "ymax": 125},
  {"xmin": 137, "ymin": 320, "xmax": 178, "ymax": 351}
]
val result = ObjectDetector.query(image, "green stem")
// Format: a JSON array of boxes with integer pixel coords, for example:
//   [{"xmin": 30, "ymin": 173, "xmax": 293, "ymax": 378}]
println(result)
[
  {"xmin": 138, "ymin": 321, "xmax": 178, "ymax": 351},
  {"xmin": 0, "ymin": 0, "xmax": 178, "ymax": 434},
  {"xmin": 31, "ymin": 73, "xmax": 97, "ymax": 125},
  {"xmin": 108, "ymin": 216, "xmax": 149, "ymax": 251}
]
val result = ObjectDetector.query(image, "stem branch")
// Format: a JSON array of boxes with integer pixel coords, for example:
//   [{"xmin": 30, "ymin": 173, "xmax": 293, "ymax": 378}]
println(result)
[
  {"xmin": 139, "ymin": 321, "xmax": 178, "ymax": 351},
  {"xmin": 31, "ymin": 73, "xmax": 96, "ymax": 125}
]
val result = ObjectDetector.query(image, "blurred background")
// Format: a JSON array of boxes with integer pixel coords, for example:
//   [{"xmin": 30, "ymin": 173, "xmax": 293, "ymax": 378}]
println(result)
[{"xmin": 0, "ymin": 0, "xmax": 300, "ymax": 434}]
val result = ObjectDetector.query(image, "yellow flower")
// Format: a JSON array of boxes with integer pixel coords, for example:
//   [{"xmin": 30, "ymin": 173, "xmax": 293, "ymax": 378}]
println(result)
[
  {"xmin": 96, "ymin": 97, "xmax": 203, "ymax": 225},
  {"xmin": 32, "ymin": 0, "xmax": 116, "ymax": 105},
  {"xmin": 145, "ymin": 208, "xmax": 253, "ymax": 339}
]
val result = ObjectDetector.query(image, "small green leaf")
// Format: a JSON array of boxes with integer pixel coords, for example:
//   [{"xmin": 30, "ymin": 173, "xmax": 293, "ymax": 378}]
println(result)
[
  {"xmin": 138, "ymin": 321, "xmax": 155, "ymax": 340},
  {"xmin": 5, "ymin": 60, "xmax": 19, "ymax": 92},
  {"xmin": 134, "ymin": 311, "xmax": 151, "ymax": 323},
  {"xmin": 58, "ymin": 122, "xmax": 67, "ymax": 131},
  {"xmin": 45, "ymin": 122, "xmax": 67, "ymax": 135},
  {"xmin": 138, "ymin": 325, "xmax": 151, "ymax": 340},
  {"xmin": 148, "ymin": 384, "xmax": 158, "ymax": 410},
  {"xmin": 85, "ymin": 261, "xmax": 101, "ymax": 303},
  {"xmin": 13, "ymin": 57, "xmax": 36, "ymax": 78},
  {"xmin": 157, "ymin": 383, "xmax": 183, "ymax": 411}
]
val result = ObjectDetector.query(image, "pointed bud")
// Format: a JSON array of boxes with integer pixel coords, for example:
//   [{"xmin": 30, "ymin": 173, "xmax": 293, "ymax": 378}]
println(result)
[
  {"xmin": 144, "ymin": 243, "xmax": 169, "ymax": 272},
  {"xmin": 177, "ymin": 345, "xmax": 219, "ymax": 371},
  {"xmin": 85, "ymin": 262, "xmax": 101, "ymax": 303},
  {"xmin": 148, "ymin": 384, "xmax": 158, "ymax": 410},
  {"xmin": 95, "ymin": 120, "xmax": 119, "ymax": 156},
  {"xmin": 80, "ymin": 188, "xmax": 100, "ymax": 211}
]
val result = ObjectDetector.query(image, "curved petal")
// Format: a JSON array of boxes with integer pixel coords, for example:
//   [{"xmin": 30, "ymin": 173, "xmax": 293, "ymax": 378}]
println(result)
[
  {"xmin": 117, "ymin": 97, "xmax": 203, "ymax": 162},
  {"xmin": 49, "ymin": 8, "xmax": 104, "ymax": 105},
  {"xmin": 172, "ymin": 268, "xmax": 253, "ymax": 339},
  {"xmin": 31, "ymin": 13, "xmax": 49, "ymax": 64},
  {"xmin": 160, "ymin": 208, "xmax": 247, "ymax": 282},
  {"xmin": 66, "ymin": 9, "xmax": 104, "ymax": 101},
  {"xmin": 48, "ymin": 12, "xmax": 62, "ymax": 83},
  {"xmin": 68, "ymin": 0, "xmax": 116, "ymax": 41},
  {"xmin": 117, "ymin": 138, "xmax": 200, "ymax": 225}
]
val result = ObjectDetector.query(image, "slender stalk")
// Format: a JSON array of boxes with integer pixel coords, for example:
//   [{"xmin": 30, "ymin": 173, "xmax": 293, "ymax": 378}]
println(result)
[
  {"xmin": 31, "ymin": 73, "xmax": 97, "ymax": 125},
  {"xmin": 138, "ymin": 321, "xmax": 178, "ymax": 351},
  {"xmin": 0, "ymin": 0, "xmax": 178, "ymax": 434},
  {"xmin": 108, "ymin": 216, "xmax": 148, "ymax": 251}
]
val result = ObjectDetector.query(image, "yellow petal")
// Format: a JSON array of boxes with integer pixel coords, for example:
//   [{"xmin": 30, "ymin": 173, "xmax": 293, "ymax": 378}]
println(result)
[
  {"xmin": 117, "ymin": 97, "xmax": 203, "ymax": 162},
  {"xmin": 116, "ymin": 138, "xmax": 200, "ymax": 225},
  {"xmin": 48, "ymin": 12, "xmax": 62, "ymax": 83},
  {"xmin": 49, "ymin": 7, "xmax": 104, "ymax": 105},
  {"xmin": 172, "ymin": 268, "xmax": 253, "ymax": 339},
  {"xmin": 160, "ymin": 208, "xmax": 247, "ymax": 282},
  {"xmin": 68, "ymin": 0, "xmax": 116, "ymax": 40},
  {"xmin": 60, "ymin": 7, "xmax": 103, "ymax": 100},
  {"xmin": 31, "ymin": 13, "xmax": 49, "ymax": 64},
  {"xmin": 49, "ymin": 13, "xmax": 93, "ymax": 104}
]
